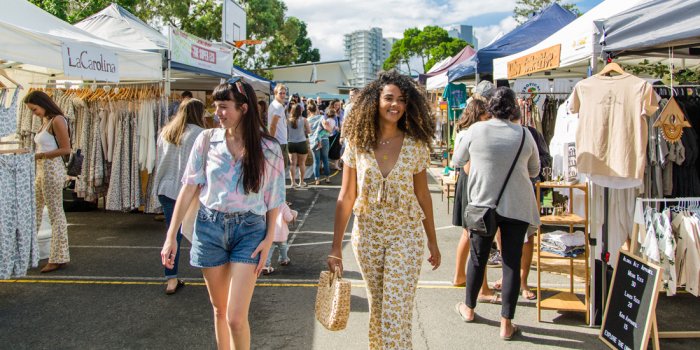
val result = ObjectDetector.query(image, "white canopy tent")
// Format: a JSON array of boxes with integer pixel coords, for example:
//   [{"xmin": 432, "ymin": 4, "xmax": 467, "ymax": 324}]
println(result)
[
  {"xmin": 75, "ymin": 3, "xmax": 272, "ymax": 96},
  {"xmin": 492, "ymin": 0, "xmax": 649, "ymax": 80},
  {"xmin": 0, "ymin": 0, "xmax": 162, "ymax": 81}
]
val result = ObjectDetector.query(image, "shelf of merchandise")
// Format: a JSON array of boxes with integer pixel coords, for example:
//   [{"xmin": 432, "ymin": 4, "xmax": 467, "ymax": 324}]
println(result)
[{"xmin": 535, "ymin": 182, "xmax": 590, "ymax": 324}]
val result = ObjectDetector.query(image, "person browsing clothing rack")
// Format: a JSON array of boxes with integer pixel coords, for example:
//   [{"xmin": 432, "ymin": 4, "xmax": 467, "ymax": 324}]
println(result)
[{"xmin": 24, "ymin": 91, "xmax": 71, "ymax": 273}]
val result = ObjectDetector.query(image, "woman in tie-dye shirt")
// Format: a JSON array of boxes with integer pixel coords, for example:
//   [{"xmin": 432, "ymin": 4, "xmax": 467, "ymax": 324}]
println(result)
[{"xmin": 161, "ymin": 79, "xmax": 285, "ymax": 349}]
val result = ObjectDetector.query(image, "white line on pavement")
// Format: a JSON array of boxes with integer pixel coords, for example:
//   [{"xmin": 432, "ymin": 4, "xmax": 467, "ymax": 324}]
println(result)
[{"xmin": 288, "ymin": 191, "xmax": 321, "ymax": 246}]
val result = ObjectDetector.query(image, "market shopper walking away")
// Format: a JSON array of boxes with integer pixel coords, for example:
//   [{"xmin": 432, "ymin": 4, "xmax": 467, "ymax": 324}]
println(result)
[
  {"xmin": 262, "ymin": 201, "xmax": 297, "ymax": 274},
  {"xmin": 154, "ymin": 98, "xmax": 206, "ymax": 294},
  {"xmin": 161, "ymin": 79, "xmax": 285, "ymax": 350},
  {"xmin": 286, "ymin": 104, "xmax": 311, "ymax": 188},
  {"xmin": 307, "ymin": 102, "xmax": 331, "ymax": 185},
  {"xmin": 452, "ymin": 87, "xmax": 540, "ymax": 340},
  {"xmin": 328, "ymin": 70, "xmax": 440, "ymax": 350},
  {"xmin": 451, "ymin": 99, "xmax": 498, "ymax": 302},
  {"xmin": 24, "ymin": 91, "xmax": 71, "ymax": 273}
]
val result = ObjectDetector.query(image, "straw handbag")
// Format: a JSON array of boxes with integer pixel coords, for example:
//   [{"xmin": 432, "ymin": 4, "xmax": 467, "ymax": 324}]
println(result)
[{"xmin": 315, "ymin": 268, "xmax": 351, "ymax": 331}]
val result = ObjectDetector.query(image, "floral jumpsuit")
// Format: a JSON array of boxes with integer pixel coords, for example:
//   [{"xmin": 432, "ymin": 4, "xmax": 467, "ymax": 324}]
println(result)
[{"xmin": 342, "ymin": 137, "xmax": 431, "ymax": 350}]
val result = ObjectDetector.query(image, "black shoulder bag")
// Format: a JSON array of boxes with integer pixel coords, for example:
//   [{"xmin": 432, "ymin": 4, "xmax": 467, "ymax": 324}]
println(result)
[
  {"xmin": 51, "ymin": 117, "xmax": 83, "ymax": 176},
  {"xmin": 464, "ymin": 127, "xmax": 526, "ymax": 237}
]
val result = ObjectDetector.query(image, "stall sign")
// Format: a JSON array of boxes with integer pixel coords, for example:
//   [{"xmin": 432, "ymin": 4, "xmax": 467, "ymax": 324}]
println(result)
[
  {"xmin": 507, "ymin": 44, "xmax": 561, "ymax": 79},
  {"xmin": 61, "ymin": 43, "xmax": 119, "ymax": 82},
  {"xmin": 600, "ymin": 251, "xmax": 661, "ymax": 350},
  {"xmin": 170, "ymin": 27, "xmax": 233, "ymax": 76}
]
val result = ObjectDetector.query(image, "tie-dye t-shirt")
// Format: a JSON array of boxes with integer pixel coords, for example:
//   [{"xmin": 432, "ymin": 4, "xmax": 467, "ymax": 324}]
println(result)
[{"xmin": 182, "ymin": 129, "xmax": 285, "ymax": 215}]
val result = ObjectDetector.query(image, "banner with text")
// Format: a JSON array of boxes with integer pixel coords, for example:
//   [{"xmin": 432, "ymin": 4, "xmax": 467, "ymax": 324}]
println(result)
[
  {"xmin": 507, "ymin": 44, "xmax": 561, "ymax": 79},
  {"xmin": 170, "ymin": 27, "xmax": 233, "ymax": 76},
  {"xmin": 61, "ymin": 43, "xmax": 119, "ymax": 82}
]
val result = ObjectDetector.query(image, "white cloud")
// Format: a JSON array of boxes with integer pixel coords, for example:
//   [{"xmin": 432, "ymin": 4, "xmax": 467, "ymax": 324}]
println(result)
[
  {"xmin": 474, "ymin": 16, "xmax": 519, "ymax": 48},
  {"xmin": 284, "ymin": 0, "xmax": 520, "ymax": 61}
]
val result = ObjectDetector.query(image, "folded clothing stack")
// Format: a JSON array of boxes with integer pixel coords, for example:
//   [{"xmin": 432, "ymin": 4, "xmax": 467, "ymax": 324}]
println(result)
[{"xmin": 541, "ymin": 230, "xmax": 586, "ymax": 257}]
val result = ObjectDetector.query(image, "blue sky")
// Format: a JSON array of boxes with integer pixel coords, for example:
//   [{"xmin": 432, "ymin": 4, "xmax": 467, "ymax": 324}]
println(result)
[{"xmin": 285, "ymin": 0, "xmax": 605, "ymax": 61}]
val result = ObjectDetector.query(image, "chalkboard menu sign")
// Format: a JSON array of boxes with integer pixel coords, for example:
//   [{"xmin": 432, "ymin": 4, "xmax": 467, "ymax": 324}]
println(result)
[{"xmin": 600, "ymin": 251, "xmax": 661, "ymax": 350}]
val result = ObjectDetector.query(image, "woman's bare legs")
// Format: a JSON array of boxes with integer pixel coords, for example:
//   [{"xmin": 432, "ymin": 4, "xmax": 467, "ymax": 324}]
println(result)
[
  {"xmin": 202, "ymin": 264, "xmax": 233, "ymax": 350},
  {"xmin": 201, "ymin": 263, "xmax": 258, "ymax": 350},
  {"xmin": 298, "ymin": 153, "xmax": 308, "ymax": 184},
  {"xmin": 227, "ymin": 263, "xmax": 258, "ymax": 350},
  {"xmin": 289, "ymin": 154, "xmax": 298, "ymax": 186}
]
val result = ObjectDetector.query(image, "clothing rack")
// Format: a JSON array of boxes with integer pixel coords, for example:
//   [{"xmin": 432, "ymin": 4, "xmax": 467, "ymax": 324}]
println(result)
[{"xmin": 630, "ymin": 197, "xmax": 700, "ymax": 344}]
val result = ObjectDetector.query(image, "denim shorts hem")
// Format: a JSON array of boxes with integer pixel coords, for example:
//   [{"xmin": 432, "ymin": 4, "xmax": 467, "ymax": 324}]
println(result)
[
  {"xmin": 190, "ymin": 259, "xmax": 229, "ymax": 269},
  {"xmin": 164, "ymin": 274, "xmax": 178, "ymax": 278},
  {"xmin": 230, "ymin": 258, "xmax": 259, "ymax": 265}
]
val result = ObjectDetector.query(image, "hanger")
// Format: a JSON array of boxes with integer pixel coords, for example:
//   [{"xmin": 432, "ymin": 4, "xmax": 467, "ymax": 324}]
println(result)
[
  {"xmin": 0, "ymin": 69, "xmax": 23, "ymax": 89},
  {"xmin": 596, "ymin": 62, "xmax": 626, "ymax": 77}
]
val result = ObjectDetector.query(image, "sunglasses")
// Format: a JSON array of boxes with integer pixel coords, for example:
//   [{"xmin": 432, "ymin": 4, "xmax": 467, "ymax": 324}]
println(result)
[{"xmin": 227, "ymin": 77, "xmax": 248, "ymax": 103}]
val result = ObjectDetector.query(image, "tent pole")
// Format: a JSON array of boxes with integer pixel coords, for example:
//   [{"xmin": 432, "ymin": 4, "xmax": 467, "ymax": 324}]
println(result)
[{"xmin": 165, "ymin": 26, "xmax": 172, "ymax": 97}]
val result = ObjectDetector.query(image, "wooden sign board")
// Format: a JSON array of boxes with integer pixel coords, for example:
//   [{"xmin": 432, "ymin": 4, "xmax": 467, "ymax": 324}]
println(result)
[
  {"xmin": 600, "ymin": 251, "xmax": 662, "ymax": 350},
  {"xmin": 507, "ymin": 44, "xmax": 561, "ymax": 79}
]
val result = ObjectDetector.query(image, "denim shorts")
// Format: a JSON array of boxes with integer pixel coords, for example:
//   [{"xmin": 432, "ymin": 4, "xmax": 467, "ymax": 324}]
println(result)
[{"xmin": 190, "ymin": 206, "xmax": 267, "ymax": 268}]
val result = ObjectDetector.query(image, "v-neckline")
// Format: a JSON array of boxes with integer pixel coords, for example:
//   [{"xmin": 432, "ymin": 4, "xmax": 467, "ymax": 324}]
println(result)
[{"xmin": 372, "ymin": 136, "xmax": 406, "ymax": 179}]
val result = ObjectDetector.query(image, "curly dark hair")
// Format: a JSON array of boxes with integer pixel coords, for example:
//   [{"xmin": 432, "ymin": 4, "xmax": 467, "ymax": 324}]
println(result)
[
  {"xmin": 456, "ymin": 99, "xmax": 488, "ymax": 132},
  {"xmin": 342, "ymin": 69, "xmax": 435, "ymax": 152},
  {"xmin": 488, "ymin": 87, "xmax": 520, "ymax": 120}
]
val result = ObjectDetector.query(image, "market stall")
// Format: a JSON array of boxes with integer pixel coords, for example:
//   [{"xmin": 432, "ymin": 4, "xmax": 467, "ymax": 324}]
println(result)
[
  {"xmin": 0, "ymin": 0, "xmax": 164, "ymax": 278},
  {"xmin": 75, "ymin": 3, "xmax": 272, "ymax": 97},
  {"xmin": 594, "ymin": 0, "xmax": 700, "ymax": 346},
  {"xmin": 447, "ymin": 3, "xmax": 576, "ymax": 83}
]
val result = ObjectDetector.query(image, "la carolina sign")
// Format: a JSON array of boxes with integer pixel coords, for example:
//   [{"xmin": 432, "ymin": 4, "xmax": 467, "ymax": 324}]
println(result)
[{"xmin": 61, "ymin": 43, "xmax": 119, "ymax": 82}]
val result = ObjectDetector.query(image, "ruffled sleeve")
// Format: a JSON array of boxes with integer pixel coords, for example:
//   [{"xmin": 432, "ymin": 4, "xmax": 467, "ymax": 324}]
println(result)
[
  {"xmin": 413, "ymin": 140, "xmax": 431, "ymax": 174},
  {"xmin": 342, "ymin": 141, "xmax": 357, "ymax": 168}
]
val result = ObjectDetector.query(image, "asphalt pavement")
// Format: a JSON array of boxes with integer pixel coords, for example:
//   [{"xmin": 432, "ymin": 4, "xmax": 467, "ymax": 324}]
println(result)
[{"xmin": 1, "ymin": 166, "xmax": 698, "ymax": 349}]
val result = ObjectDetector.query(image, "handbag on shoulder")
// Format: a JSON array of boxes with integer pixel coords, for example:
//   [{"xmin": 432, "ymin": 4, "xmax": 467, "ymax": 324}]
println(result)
[
  {"xmin": 315, "ymin": 267, "xmax": 351, "ymax": 331},
  {"xmin": 464, "ymin": 127, "xmax": 526, "ymax": 237},
  {"xmin": 65, "ymin": 149, "xmax": 84, "ymax": 177}
]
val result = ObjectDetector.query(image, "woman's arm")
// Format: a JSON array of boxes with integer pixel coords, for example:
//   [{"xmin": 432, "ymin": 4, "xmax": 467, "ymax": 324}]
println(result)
[
  {"xmin": 414, "ymin": 170, "xmax": 441, "ymax": 270},
  {"xmin": 327, "ymin": 165, "xmax": 357, "ymax": 274},
  {"xmin": 526, "ymin": 135, "xmax": 541, "ymax": 178},
  {"xmin": 37, "ymin": 116, "xmax": 71, "ymax": 160},
  {"xmin": 452, "ymin": 128, "xmax": 472, "ymax": 167},
  {"xmin": 161, "ymin": 184, "xmax": 200, "ymax": 268},
  {"xmin": 304, "ymin": 118, "xmax": 311, "ymax": 135}
]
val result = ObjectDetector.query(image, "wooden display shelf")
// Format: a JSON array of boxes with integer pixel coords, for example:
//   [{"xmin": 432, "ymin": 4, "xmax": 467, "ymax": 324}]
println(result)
[
  {"xmin": 537, "ymin": 251, "xmax": 587, "ymax": 260},
  {"xmin": 540, "ymin": 213, "xmax": 586, "ymax": 225},
  {"xmin": 538, "ymin": 181, "xmax": 587, "ymax": 189},
  {"xmin": 539, "ymin": 291, "xmax": 587, "ymax": 312}
]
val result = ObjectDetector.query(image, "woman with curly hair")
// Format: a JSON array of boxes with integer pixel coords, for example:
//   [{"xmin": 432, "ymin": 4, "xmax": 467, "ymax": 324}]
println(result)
[
  {"xmin": 327, "ymin": 70, "xmax": 441, "ymax": 349},
  {"xmin": 452, "ymin": 87, "xmax": 540, "ymax": 340}
]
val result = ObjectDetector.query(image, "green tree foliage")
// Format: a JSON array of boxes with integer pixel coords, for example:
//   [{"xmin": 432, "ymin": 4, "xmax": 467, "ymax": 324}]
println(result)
[
  {"xmin": 29, "ymin": 0, "xmax": 320, "ymax": 76},
  {"xmin": 514, "ymin": 0, "xmax": 581, "ymax": 23},
  {"xmin": 383, "ymin": 26, "xmax": 469, "ymax": 73}
]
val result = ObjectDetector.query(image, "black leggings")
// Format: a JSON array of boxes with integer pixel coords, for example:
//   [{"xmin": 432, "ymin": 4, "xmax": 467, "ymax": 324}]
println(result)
[{"xmin": 465, "ymin": 213, "xmax": 529, "ymax": 319}]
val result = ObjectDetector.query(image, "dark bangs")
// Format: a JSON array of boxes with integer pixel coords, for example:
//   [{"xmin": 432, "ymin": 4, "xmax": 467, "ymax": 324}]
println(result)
[{"xmin": 213, "ymin": 83, "xmax": 235, "ymax": 101}]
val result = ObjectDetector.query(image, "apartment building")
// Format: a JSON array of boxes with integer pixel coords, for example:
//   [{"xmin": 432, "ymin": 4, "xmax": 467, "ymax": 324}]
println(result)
[{"xmin": 343, "ymin": 28, "xmax": 394, "ymax": 87}]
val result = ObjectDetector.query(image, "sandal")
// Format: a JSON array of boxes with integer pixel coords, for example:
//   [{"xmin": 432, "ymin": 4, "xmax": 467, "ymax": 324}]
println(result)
[
  {"xmin": 279, "ymin": 259, "xmax": 291, "ymax": 266},
  {"xmin": 492, "ymin": 279, "xmax": 502, "ymax": 291},
  {"xmin": 521, "ymin": 289, "xmax": 537, "ymax": 300},
  {"xmin": 262, "ymin": 266, "xmax": 275, "ymax": 275},
  {"xmin": 454, "ymin": 302, "xmax": 475, "ymax": 323},
  {"xmin": 165, "ymin": 279, "xmax": 185, "ymax": 295},
  {"xmin": 477, "ymin": 292, "xmax": 502, "ymax": 304},
  {"xmin": 501, "ymin": 325, "xmax": 520, "ymax": 341}
]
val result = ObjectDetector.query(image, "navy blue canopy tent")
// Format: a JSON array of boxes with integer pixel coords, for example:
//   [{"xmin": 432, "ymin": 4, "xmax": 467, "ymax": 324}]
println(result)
[{"xmin": 448, "ymin": 3, "xmax": 576, "ymax": 82}]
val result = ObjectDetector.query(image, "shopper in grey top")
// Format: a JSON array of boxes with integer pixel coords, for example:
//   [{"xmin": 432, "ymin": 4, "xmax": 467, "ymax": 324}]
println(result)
[
  {"xmin": 452, "ymin": 87, "xmax": 540, "ymax": 340},
  {"xmin": 154, "ymin": 98, "xmax": 206, "ymax": 294}
]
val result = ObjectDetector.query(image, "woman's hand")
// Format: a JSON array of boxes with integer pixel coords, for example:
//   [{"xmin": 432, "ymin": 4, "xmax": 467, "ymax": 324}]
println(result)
[
  {"xmin": 252, "ymin": 239, "xmax": 274, "ymax": 276},
  {"xmin": 326, "ymin": 248, "xmax": 344, "ymax": 276},
  {"xmin": 160, "ymin": 238, "xmax": 178, "ymax": 269},
  {"xmin": 427, "ymin": 242, "xmax": 441, "ymax": 270}
]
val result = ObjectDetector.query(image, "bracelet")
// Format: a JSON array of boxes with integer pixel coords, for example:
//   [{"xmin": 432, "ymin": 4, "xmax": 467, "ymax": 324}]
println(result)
[{"xmin": 327, "ymin": 255, "xmax": 343, "ymax": 260}]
